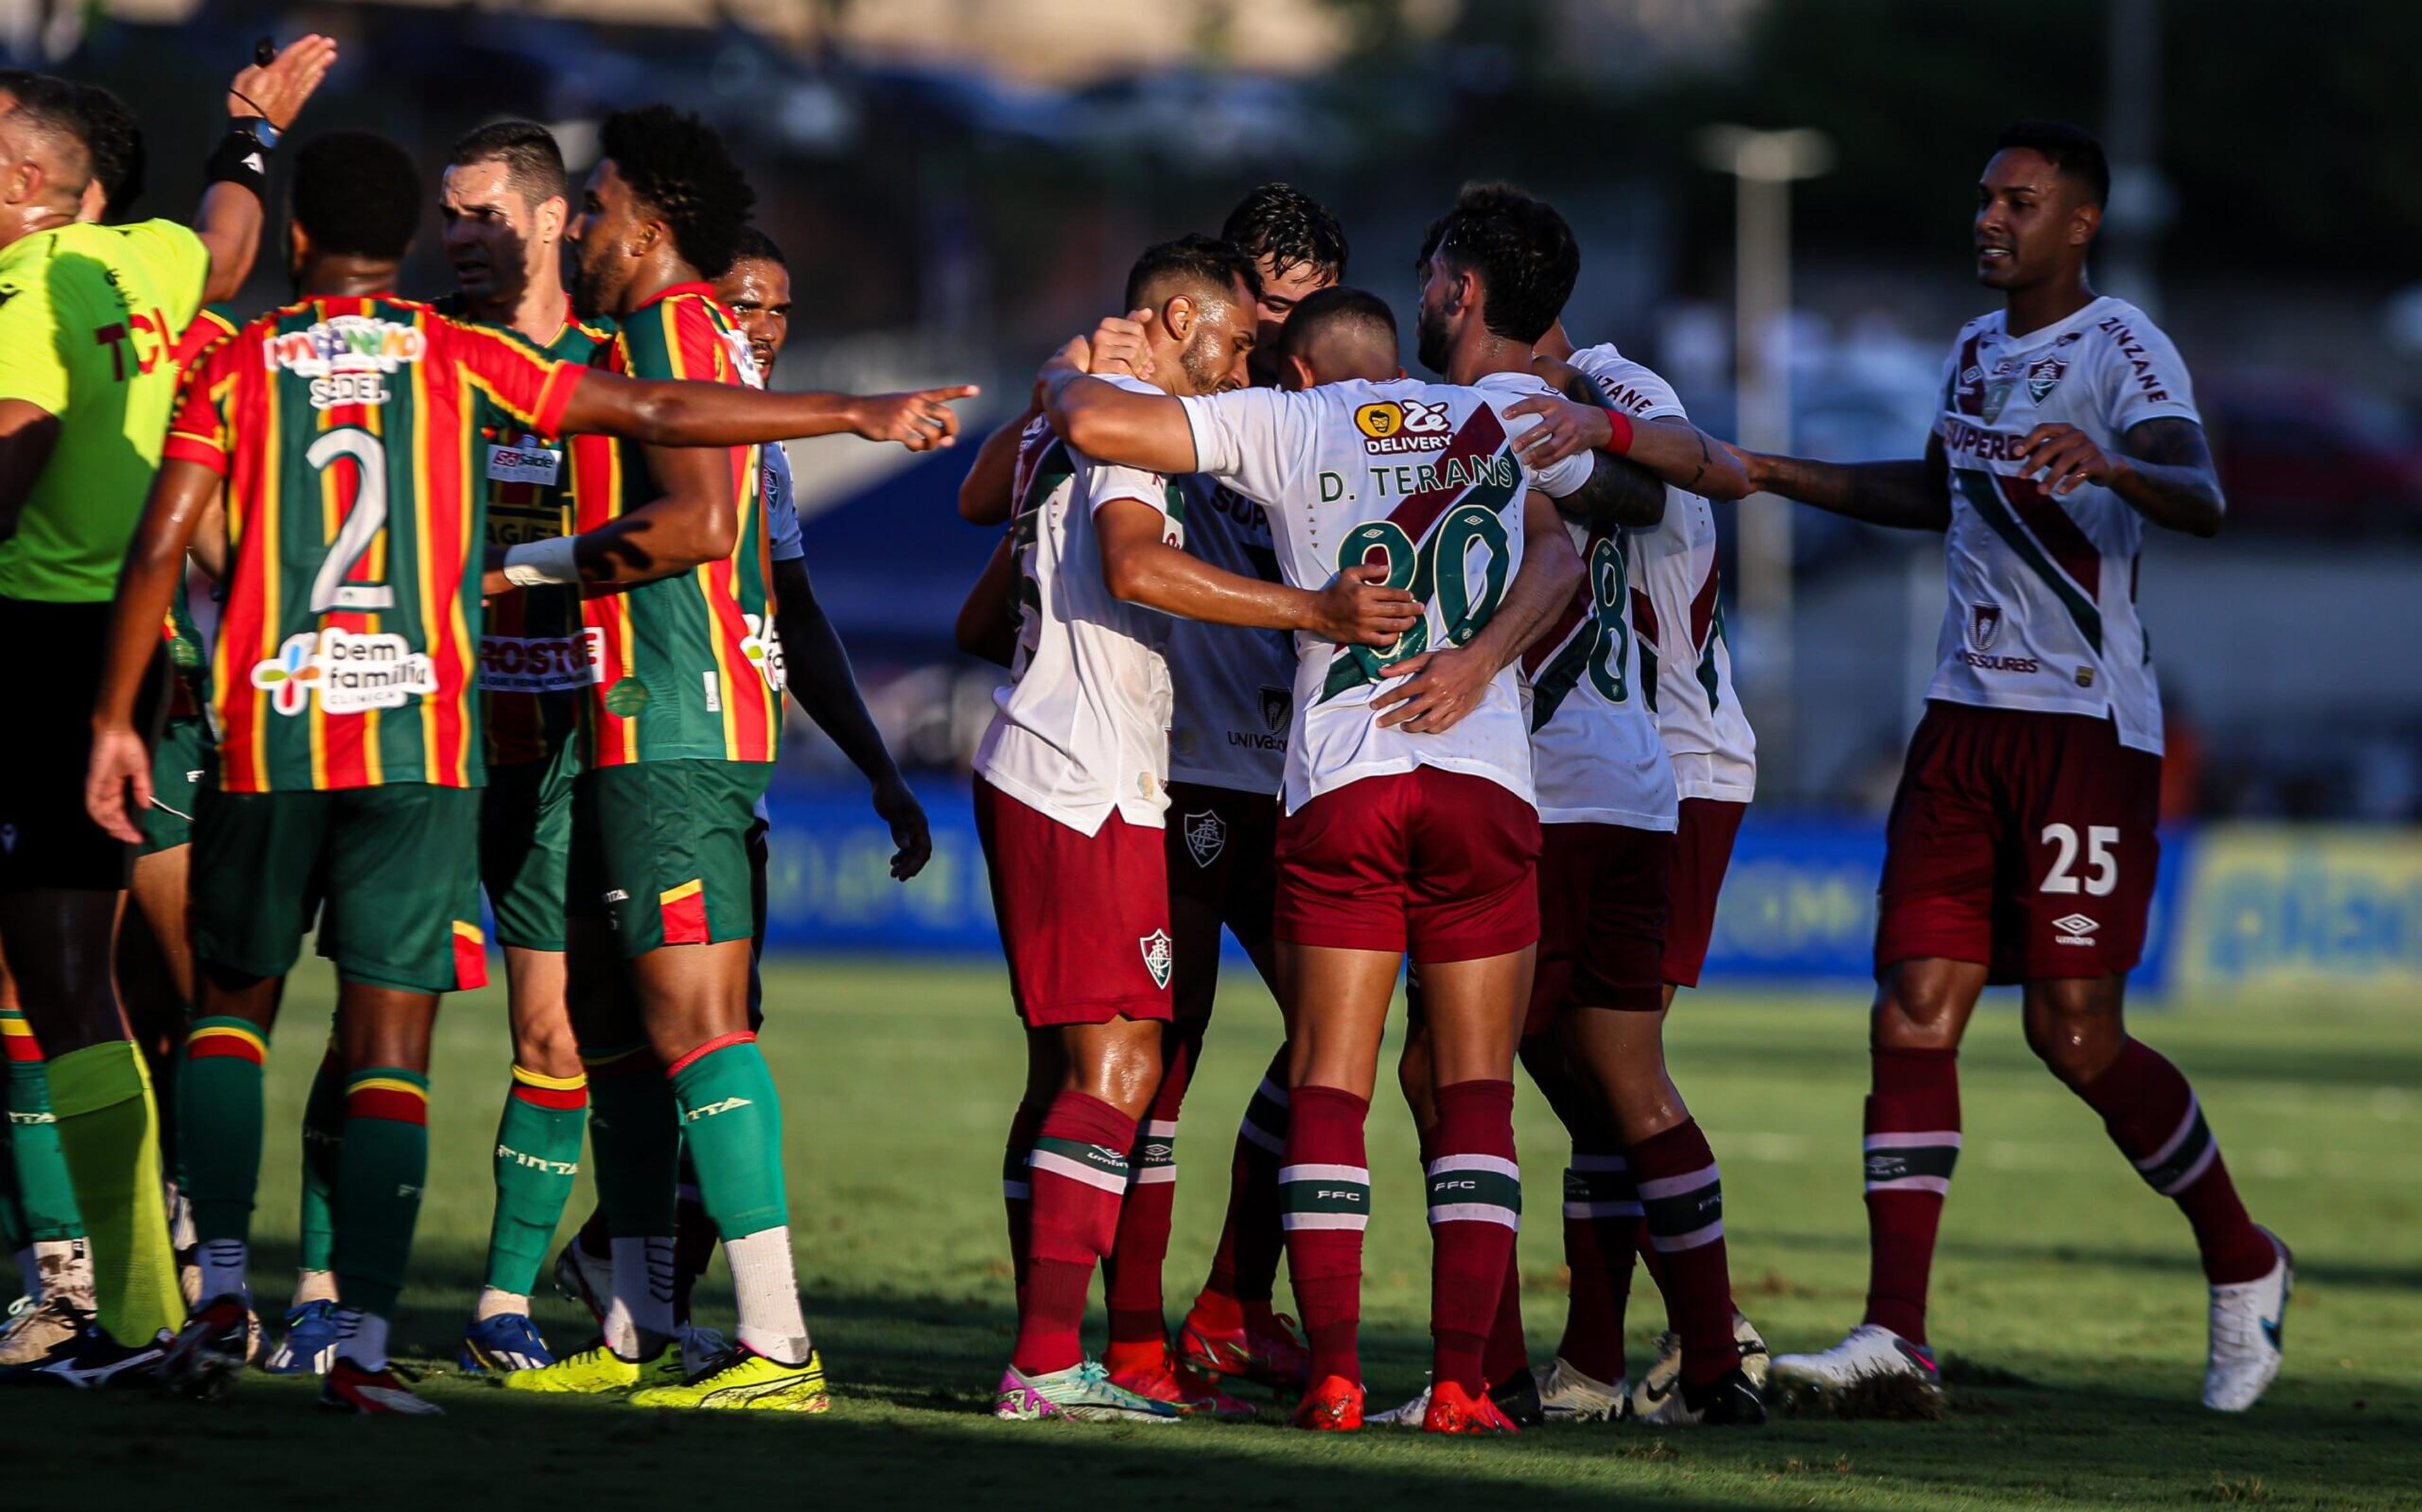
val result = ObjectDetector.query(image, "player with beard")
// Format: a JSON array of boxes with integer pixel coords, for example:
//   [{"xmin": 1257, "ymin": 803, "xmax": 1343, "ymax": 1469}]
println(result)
[
  {"xmin": 1046, "ymin": 186, "xmax": 1682, "ymax": 1433},
  {"xmin": 961, "ymin": 234, "xmax": 1416, "ymax": 1422},
  {"xmin": 1741, "ymin": 124, "xmax": 2284, "ymax": 1413},
  {"xmin": 420, "ymin": 119, "xmax": 618, "ymax": 1377}
]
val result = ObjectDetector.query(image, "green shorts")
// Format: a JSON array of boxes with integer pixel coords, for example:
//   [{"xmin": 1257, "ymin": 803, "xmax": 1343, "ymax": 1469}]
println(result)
[
  {"xmin": 192, "ymin": 784, "xmax": 486, "ymax": 995},
  {"xmin": 138, "ymin": 716, "xmax": 214, "ymax": 857},
  {"xmin": 480, "ymin": 737, "xmax": 579, "ymax": 953},
  {"xmin": 568, "ymin": 759, "xmax": 770, "ymax": 958}
]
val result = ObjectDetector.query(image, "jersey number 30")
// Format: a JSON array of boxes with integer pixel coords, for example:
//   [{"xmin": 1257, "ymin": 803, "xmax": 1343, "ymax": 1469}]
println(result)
[{"xmin": 306, "ymin": 428, "xmax": 395, "ymax": 614}]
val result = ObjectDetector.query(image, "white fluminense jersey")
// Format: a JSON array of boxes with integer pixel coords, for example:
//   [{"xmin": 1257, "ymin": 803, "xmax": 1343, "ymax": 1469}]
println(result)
[
  {"xmin": 1569, "ymin": 342, "xmax": 1756, "ymax": 803},
  {"xmin": 1179, "ymin": 373, "xmax": 1596, "ymax": 815},
  {"xmin": 1521, "ymin": 510, "xmax": 1677, "ymax": 830},
  {"xmin": 1932, "ymin": 296, "xmax": 2197, "ymax": 755},
  {"xmin": 1165, "ymin": 474, "xmax": 1292, "ymax": 795},
  {"xmin": 974, "ymin": 378, "xmax": 1182, "ymax": 835}
]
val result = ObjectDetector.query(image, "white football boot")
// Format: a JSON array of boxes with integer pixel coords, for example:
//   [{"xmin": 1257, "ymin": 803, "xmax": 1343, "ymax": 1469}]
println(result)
[
  {"xmin": 1366, "ymin": 1376, "xmax": 1430, "ymax": 1428},
  {"xmin": 1767, "ymin": 1323, "xmax": 1940, "ymax": 1399},
  {"xmin": 2204, "ymin": 1228, "xmax": 2291, "ymax": 1412},
  {"xmin": 1533, "ymin": 1356, "xmax": 1628, "ymax": 1422}
]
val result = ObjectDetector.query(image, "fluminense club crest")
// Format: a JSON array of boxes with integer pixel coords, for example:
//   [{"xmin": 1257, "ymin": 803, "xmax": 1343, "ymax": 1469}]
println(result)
[
  {"xmin": 2025, "ymin": 351, "xmax": 2071, "ymax": 404},
  {"xmin": 1183, "ymin": 809, "xmax": 1226, "ymax": 869},
  {"xmin": 1139, "ymin": 929, "xmax": 1174, "ymax": 989}
]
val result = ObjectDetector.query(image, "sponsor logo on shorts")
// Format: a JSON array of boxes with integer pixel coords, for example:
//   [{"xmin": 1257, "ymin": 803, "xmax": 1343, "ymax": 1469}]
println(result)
[
  {"xmin": 602, "ymin": 889, "xmax": 629, "ymax": 903},
  {"xmin": 2052, "ymin": 912, "xmax": 2100, "ymax": 946},
  {"xmin": 1140, "ymin": 928, "xmax": 1174, "ymax": 990},
  {"xmin": 485, "ymin": 441, "xmax": 563, "ymax": 486},
  {"xmin": 1353, "ymin": 397, "xmax": 1451, "ymax": 455},
  {"xmin": 1969, "ymin": 602, "xmax": 2004, "ymax": 652},
  {"xmin": 1260, "ymin": 684, "xmax": 1290, "ymax": 734},
  {"xmin": 1183, "ymin": 810, "xmax": 1226, "ymax": 869},
  {"xmin": 2074, "ymin": 665, "xmax": 2096, "ymax": 687}
]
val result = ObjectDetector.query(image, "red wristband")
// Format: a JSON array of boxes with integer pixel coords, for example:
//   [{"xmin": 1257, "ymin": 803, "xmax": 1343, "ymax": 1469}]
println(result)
[{"xmin": 1602, "ymin": 407, "xmax": 1635, "ymax": 456}]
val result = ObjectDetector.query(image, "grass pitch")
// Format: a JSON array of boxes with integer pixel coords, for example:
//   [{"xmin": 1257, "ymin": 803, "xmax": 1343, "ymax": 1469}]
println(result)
[{"xmin": 12, "ymin": 960, "xmax": 2420, "ymax": 1509}]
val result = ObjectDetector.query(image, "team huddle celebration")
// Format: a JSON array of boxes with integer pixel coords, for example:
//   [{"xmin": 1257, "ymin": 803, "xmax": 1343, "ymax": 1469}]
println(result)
[{"xmin": 0, "ymin": 28, "xmax": 2291, "ymax": 1437}]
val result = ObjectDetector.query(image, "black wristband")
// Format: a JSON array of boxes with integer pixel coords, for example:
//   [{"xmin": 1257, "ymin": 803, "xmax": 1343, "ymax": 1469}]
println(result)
[{"xmin": 204, "ymin": 128, "xmax": 271, "ymax": 201}]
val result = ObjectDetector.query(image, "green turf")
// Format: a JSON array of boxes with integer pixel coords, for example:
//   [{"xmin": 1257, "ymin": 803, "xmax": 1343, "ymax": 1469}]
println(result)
[{"xmin": 12, "ymin": 960, "xmax": 2419, "ymax": 1509}]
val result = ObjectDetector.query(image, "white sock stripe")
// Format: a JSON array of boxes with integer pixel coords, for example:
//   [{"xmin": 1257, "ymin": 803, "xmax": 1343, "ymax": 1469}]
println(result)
[
  {"xmin": 1864, "ymin": 1131, "xmax": 1963, "ymax": 1151},
  {"xmin": 1132, "ymin": 1165, "xmax": 1179, "ymax": 1185},
  {"xmin": 1427, "ymin": 1203, "xmax": 1521, "ymax": 1229},
  {"xmin": 1144, "ymin": 1119, "xmax": 1179, "ymax": 1137},
  {"xmin": 1000, "ymin": 1180, "xmax": 1031, "ymax": 1199},
  {"xmin": 1279, "ymin": 1212, "xmax": 1368, "ymax": 1231},
  {"xmin": 2138, "ymin": 1093, "xmax": 2204, "ymax": 1172},
  {"xmin": 1029, "ymin": 1148, "xmax": 1131, "ymax": 1193},
  {"xmin": 1562, "ymin": 1199, "xmax": 1644, "ymax": 1219},
  {"xmin": 1425, "ymin": 1153, "xmax": 1520, "ymax": 1181},
  {"xmin": 1237, "ymin": 1119, "xmax": 1284, "ymax": 1154},
  {"xmin": 1648, "ymin": 1218, "xmax": 1724, "ymax": 1252},
  {"xmin": 1864, "ymin": 1175, "xmax": 1951, "ymax": 1195},
  {"xmin": 1567, "ymin": 1153, "xmax": 1630, "ymax": 1173},
  {"xmin": 1635, "ymin": 1163, "xmax": 1721, "ymax": 1201},
  {"xmin": 1278, "ymin": 1163, "xmax": 1369, "ymax": 1185},
  {"xmin": 2158, "ymin": 1139, "xmax": 2220, "ymax": 1196}
]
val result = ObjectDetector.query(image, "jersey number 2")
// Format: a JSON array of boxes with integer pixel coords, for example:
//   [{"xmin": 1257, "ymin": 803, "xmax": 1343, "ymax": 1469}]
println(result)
[
  {"xmin": 2040, "ymin": 823, "xmax": 2118, "ymax": 896},
  {"xmin": 306, "ymin": 428, "xmax": 395, "ymax": 613}
]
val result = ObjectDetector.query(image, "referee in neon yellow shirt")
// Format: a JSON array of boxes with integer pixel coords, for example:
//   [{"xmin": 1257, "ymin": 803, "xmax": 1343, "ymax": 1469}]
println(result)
[{"xmin": 0, "ymin": 47, "xmax": 329, "ymax": 1377}]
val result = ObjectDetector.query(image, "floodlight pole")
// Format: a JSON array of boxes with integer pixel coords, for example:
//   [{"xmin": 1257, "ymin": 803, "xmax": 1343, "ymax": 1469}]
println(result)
[{"xmin": 1697, "ymin": 124, "xmax": 1832, "ymax": 800}]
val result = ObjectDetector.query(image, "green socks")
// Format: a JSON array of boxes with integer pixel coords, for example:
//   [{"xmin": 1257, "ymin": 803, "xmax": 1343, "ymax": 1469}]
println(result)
[
  {"xmin": 586, "ymin": 1045, "xmax": 679, "ymax": 1238},
  {"xmin": 44, "ymin": 1040, "xmax": 182, "ymax": 1342},
  {"xmin": 299, "ymin": 1044, "xmax": 345, "ymax": 1275},
  {"xmin": 3, "ymin": 1006, "xmax": 86, "ymax": 1245},
  {"xmin": 668, "ymin": 1033, "xmax": 788, "ymax": 1239},
  {"xmin": 334, "ymin": 1067, "xmax": 430, "ymax": 1318},
  {"xmin": 485, "ymin": 1064, "xmax": 588, "ymax": 1295},
  {"xmin": 179, "ymin": 1018, "xmax": 268, "ymax": 1248}
]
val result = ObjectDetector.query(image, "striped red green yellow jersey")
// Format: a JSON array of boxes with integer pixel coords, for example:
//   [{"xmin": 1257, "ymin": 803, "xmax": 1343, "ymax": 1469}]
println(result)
[
  {"xmin": 568, "ymin": 284, "xmax": 780, "ymax": 767},
  {"xmin": 160, "ymin": 307, "xmax": 240, "ymax": 721},
  {"xmin": 452, "ymin": 309, "xmax": 615, "ymax": 768},
  {"xmin": 162, "ymin": 295, "xmax": 585, "ymax": 793}
]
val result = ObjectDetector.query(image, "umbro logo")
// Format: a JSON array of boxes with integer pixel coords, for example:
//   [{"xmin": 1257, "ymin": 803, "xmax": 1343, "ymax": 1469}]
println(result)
[{"xmin": 2052, "ymin": 913, "xmax": 2100, "ymax": 946}]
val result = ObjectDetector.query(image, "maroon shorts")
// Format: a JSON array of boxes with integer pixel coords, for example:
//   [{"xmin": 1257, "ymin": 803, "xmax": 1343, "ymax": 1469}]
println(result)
[
  {"xmin": 1875, "ymin": 701, "xmax": 2161, "ymax": 984},
  {"xmin": 1663, "ymin": 798, "xmax": 1747, "ymax": 989},
  {"xmin": 973, "ymin": 779, "xmax": 1175, "ymax": 1027},
  {"xmin": 1275, "ymin": 767, "xmax": 1541, "ymax": 965},
  {"xmin": 1528, "ymin": 822, "xmax": 1673, "ymax": 1032},
  {"xmin": 1166, "ymin": 780, "xmax": 1278, "ymax": 988}
]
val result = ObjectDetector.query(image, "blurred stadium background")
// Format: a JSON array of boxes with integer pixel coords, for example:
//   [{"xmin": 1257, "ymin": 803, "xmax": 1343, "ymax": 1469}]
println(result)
[{"xmin": 11, "ymin": 0, "xmax": 2417, "ymax": 1004}]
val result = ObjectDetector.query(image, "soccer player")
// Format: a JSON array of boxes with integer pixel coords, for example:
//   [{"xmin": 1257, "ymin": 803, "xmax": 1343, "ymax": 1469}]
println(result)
[
  {"xmin": 967, "ymin": 235, "xmax": 1418, "ymax": 1423},
  {"xmin": 493, "ymin": 105, "xmax": 968, "ymax": 1413},
  {"xmin": 1742, "ymin": 124, "xmax": 2285, "ymax": 1412},
  {"xmin": 423, "ymin": 119, "xmax": 617, "ymax": 1377},
  {"xmin": 82, "ymin": 125, "xmax": 974, "ymax": 1414},
  {"xmin": 1533, "ymin": 317, "xmax": 1774, "ymax": 1420},
  {"xmin": 0, "ymin": 55, "xmax": 332, "ymax": 1380},
  {"xmin": 1044, "ymin": 189, "xmax": 1665, "ymax": 1434}
]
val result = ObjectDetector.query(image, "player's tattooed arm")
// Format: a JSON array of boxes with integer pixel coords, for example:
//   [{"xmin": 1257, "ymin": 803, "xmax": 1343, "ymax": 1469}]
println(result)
[
  {"xmin": 561, "ymin": 373, "xmax": 978, "ymax": 453},
  {"xmin": 1096, "ymin": 497, "xmax": 1417, "ymax": 646},
  {"xmin": 1546, "ymin": 444, "xmax": 1666, "ymax": 531},
  {"xmin": 1371, "ymin": 492, "xmax": 1584, "ymax": 735},
  {"xmin": 954, "ymin": 533, "xmax": 1019, "ymax": 669},
  {"xmin": 194, "ymin": 35, "xmax": 338, "ymax": 304},
  {"xmin": 775, "ymin": 553, "xmax": 932, "ymax": 880},
  {"xmin": 1735, "ymin": 433, "xmax": 1953, "ymax": 532},
  {"xmin": 2020, "ymin": 416, "xmax": 2224, "ymax": 537},
  {"xmin": 87, "ymin": 458, "xmax": 218, "ymax": 842}
]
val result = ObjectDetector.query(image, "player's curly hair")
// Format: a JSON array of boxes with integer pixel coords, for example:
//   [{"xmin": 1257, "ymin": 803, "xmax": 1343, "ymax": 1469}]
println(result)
[
  {"xmin": 1123, "ymin": 233, "xmax": 1260, "ymax": 313},
  {"xmin": 1220, "ymin": 182, "xmax": 1348, "ymax": 282},
  {"xmin": 1996, "ymin": 121, "xmax": 2110, "ymax": 208},
  {"xmin": 291, "ymin": 130, "xmax": 423, "ymax": 262},
  {"xmin": 72, "ymin": 83, "xmax": 144, "ymax": 219},
  {"xmin": 1415, "ymin": 182, "xmax": 1577, "ymax": 346},
  {"xmin": 599, "ymin": 104, "xmax": 755, "ymax": 279}
]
